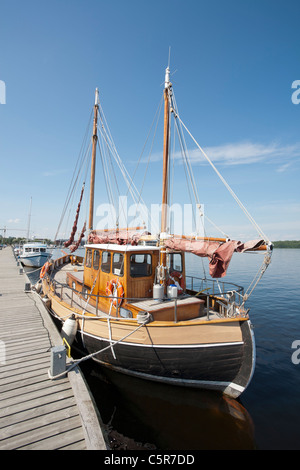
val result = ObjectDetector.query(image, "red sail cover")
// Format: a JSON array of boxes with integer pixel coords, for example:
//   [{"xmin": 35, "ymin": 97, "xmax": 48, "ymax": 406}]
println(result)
[
  {"xmin": 88, "ymin": 230, "xmax": 264, "ymax": 278},
  {"xmin": 88, "ymin": 229, "xmax": 150, "ymax": 246},
  {"xmin": 164, "ymin": 238, "xmax": 265, "ymax": 278}
]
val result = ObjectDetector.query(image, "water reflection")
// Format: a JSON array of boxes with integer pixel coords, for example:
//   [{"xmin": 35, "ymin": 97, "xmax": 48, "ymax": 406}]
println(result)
[{"xmin": 80, "ymin": 361, "xmax": 256, "ymax": 450}]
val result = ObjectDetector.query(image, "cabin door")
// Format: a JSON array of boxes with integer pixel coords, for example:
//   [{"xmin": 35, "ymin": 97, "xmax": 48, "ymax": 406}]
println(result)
[
  {"xmin": 83, "ymin": 248, "xmax": 101, "ymax": 293},
  {"xmin": 83, "ymin": 248, "xmax": 93, "ymax": 288}
]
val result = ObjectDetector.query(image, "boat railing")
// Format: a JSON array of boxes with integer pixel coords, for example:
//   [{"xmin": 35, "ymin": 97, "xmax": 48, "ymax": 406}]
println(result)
[
  {"xmin": 185, "ymin": 274, "xmax": 244, "ymax": 300},
  {"xmin": 44, "ymin": 272, "xmax": 247, "ymax": 323},
  {"xmin": 186, "ymin": 274, "xmax": 244, "ymax": 294}
]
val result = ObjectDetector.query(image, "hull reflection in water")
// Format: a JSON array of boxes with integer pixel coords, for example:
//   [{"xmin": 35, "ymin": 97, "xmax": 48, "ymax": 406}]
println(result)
[{"xmin": 79, "ymin": 361, "xmax": 255, "ymax": 450}]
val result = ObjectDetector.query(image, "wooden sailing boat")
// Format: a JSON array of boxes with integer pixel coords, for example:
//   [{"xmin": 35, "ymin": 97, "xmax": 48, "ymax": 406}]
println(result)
[{"xmin": 41, "ymin": 67, "xmax": 273, "ymax": 398}]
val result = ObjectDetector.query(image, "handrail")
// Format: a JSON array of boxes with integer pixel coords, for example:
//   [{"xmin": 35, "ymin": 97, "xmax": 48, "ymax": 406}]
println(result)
[
  {"xmin": 185, "ymin": 274, "xmax": 244, "ymax": 296},
  {"xmin": 44, "ymin": 271, "xmax": 246, "ymax": 323}
]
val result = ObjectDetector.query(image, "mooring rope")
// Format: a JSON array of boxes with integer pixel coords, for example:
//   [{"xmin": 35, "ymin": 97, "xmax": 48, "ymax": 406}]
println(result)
[{"xmin": 48, "ymin": 319, "xmax": 149, "ymax": 380}]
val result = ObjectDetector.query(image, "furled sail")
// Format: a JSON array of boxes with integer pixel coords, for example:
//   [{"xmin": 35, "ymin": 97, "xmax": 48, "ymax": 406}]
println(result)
[
  {"xmin": 164, "ymin": 238, "xmax": 266, "ymax": 278},
  {"xmin": 69, "ymin": 222, "xmax": 86, "ymax": 253},
  {"xmin": 88, "ymin": 227, "xmax": 150, "ymax": 246},
  {"xmin": 64, "ymin": 184, "xmax": 85, "ymax": 248}
]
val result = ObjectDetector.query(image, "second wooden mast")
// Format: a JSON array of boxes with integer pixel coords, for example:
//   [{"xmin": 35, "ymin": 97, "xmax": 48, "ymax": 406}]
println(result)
[
  {"xmin": 160, "ymin": 67, "xmax": 171, "ymax": 269},
  {"xmin": 88, "ymin": 88, "xmax": 99, "ymax": 232}
]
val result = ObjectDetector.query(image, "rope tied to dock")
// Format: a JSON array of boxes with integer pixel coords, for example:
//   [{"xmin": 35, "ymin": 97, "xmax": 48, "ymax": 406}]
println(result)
[{"xmin": 48, "ymin": 316, "xmax": 150, "ymax": 380}]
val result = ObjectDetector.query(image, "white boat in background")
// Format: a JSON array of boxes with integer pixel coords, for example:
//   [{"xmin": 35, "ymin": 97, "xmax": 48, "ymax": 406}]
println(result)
[
  {"xmin": 19, "ymin": 242, "xmax": 51, "ymax": 267},
  {"xmin": 18, "ymin": 197, "xmax": 52, "ymax": 267}
]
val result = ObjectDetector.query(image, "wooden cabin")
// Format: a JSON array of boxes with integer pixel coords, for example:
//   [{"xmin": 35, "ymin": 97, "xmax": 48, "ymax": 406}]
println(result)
[{"xmin": 66, "ymin": 244, "xmax": 205, "ymax": 322}]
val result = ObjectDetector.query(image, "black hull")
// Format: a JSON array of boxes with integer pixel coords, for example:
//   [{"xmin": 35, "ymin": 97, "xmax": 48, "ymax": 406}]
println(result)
[{"xmin": 75, "ymin": 319, "xmax": 255, "ymax": 398}]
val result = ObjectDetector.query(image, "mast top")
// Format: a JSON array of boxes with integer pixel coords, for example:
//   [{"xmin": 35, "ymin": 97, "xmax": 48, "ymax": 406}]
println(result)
[
  {"xmin": 164, "ymin": 67, "xmax": 170, "ymax": 89},
  {"xmin": 95, "ymin": 88, "xmax": 99, "ymax": 106}
]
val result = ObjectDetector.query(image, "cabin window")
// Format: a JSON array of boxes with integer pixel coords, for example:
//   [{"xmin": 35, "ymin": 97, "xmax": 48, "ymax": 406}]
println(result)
[
  {"xmin": 85, "ymin": 249, "xmax": 92, "ymax": 268},
  {"xmin": 93, "ymin": 250, "xmax": 100, "ymax": 270},
  {"xmin": 167, "ymin": 253, "xmax": 183, "ymax": 273},
  {"xmin": 40, "ymin": 248, "xmax": 46, "ymax": 253},
  {"xmin": 130, "ymin": 253, "xmax": 152, "ymax": 277},
  {"xmin": 101, "ymin": 251, "xmax": 111, "ymax": 273},
  {"xmin": 112, "ymin": 253, "xmax": 124, "ymax": 276},
  {"xmin": 82, "ymin": 286, "xmax": 88, "ymax": 299}
]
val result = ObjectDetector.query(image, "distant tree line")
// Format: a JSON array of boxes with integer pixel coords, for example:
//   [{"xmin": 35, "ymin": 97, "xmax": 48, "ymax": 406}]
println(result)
[
  {"xmin": 272, "ymin": 240, "xmax": 300, "ymax": 248},
  {"xmin": 0, "ymin": 237, "xmax": 53, "ymax": 246}
]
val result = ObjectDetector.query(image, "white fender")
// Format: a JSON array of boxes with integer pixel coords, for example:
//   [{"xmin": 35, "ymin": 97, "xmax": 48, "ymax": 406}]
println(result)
[
  {"xmin": 61, "ymin": 316, "xmax": 77, "ymax": 345},
  {"xmin": 35, "ymin": 281, "xmax": 42, "ymax": 293}
]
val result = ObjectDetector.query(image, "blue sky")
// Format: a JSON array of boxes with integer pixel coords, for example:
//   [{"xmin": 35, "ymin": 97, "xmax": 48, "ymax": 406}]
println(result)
[{"xmin": 0, "ymin": 0, "xmax": 299, "ymax": 241}]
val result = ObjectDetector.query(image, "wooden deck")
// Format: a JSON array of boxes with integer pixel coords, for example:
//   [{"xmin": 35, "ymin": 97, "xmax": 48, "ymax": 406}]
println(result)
[{"xmin": 0, "ymin": 247, "xmax": 107, "ymax": 450}]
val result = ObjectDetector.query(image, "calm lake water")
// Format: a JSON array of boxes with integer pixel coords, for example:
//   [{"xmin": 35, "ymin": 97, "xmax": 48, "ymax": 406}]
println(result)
[{"xmin": 26, "ymin": 248, "xmax": 300, "ymax": 450}]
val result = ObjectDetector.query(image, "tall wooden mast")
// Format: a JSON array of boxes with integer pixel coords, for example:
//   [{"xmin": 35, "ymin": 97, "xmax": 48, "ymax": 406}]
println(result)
[
  {"xmin": 161, "ymin": 67, "xmax": 170, "ymax": 235},
  {"xmin": 160, "ymin": 67, "xmax": 171, "ymax": 270},
  {"xmin": 88, "ymin": 88, "xmax": 99, "ymax": 231}
]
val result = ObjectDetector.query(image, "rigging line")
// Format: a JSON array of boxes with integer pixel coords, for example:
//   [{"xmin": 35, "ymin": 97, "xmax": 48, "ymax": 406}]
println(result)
[
  {"xmin": 177, "ymin": 116, "xmax": 270, "ymax": 242},
  {"xmin": 54, "ymin": 113, "xmax": 93, "ymax": 240},
  {"xmin": 55, "ymin": 110, "xmax": 93, "ymax": 221},
  {"xmin": 127, "ymin": 95, "xmax": 164, "ymax": 200},
  {"xmin": 97, "ymin": 121, "xmax": 133, "ymax": 226},
  {"xmin": 56, "ymin": 140, "xmax": 92, "ymax": 240},
  {"xmin": 96, "ymin": 104, "xmax": 160, "ymax": 233},
  {"xmin": 130, "ymin": 95, "xmax": 164, "ymax": 229},
  {"xmin": 97, "ymin": 112, "xmax": 138, "ymax": 204},
  {"xmin": 135, "ymin": 96, "xmax": 164, "ymax": 206},
  {"xmin": 104, "ymin": 130, "xmax": 122, "ymax": 217},
  {"xmin": 97, "ymin": 106, "xmax": 145, "ymax": 204},
  {"xmin": 200, "ymin": 213, "xmax": 228, "ymax": 238},
  {"xmin": 55, "ymin": 140, "xmax": 89, "ymax": 238},
  {"xmin": 99, "ymin": 126, "xmax": 123, "ymax": 217},
  {"xmin": 98, "ymin": 125, "xmax": 118, "ymax": 208},
  {"xmin": 170, "ymin": 92, "xmax": 201, "ymax": 234},
  {"xmin": 171, "ymin": 91, "xmax": 201, "ymax": 205},
  {"xmin": 173, "ymin": 114, "xmax": 198, "ymax": 231},
  {"xmin": 132, "ymin": 101, "xmax": 163, "ymax": 232},
  {"xmin": 244, "ymin": 252, "xmax": 272, "ymax": 301},
  {"xmin": 96, "ymin": 95, "xmax": 163, "ymax": 235},
  {"xmin": 100, "ymin": 120, "xmax": 159, "ymax": 233},
  {"xmin": 171, "ymin": 93, "xmax": 228, "ymax": 238},
  {"xmin": 97, "ymin": 138, "xmax": 115, "ymax": 210}
]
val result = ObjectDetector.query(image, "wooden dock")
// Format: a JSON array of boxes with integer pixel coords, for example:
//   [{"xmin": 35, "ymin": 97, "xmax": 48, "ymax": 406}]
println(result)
[{"xmin": 0, "ymin": 247, "xmax": 107, "ymax": 450}]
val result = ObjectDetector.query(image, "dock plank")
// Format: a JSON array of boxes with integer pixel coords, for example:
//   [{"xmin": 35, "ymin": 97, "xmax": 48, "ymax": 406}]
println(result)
[
  {"xmin": 0, "ymin": 396, "xmax": 78, "ymax": 428},
  {"xmin": 0, "ymin": 247, "xmax": 107, "ymax": 450},
  {"xmin": 0, "ymin": 415, "xmax": 84, "ymax": 450}
]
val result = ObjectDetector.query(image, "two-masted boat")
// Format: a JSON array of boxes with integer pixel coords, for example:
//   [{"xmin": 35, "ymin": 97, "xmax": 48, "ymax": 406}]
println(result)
[{"xmin": 40, "ymin": 66, "xmax": 272, "ymax": 398}]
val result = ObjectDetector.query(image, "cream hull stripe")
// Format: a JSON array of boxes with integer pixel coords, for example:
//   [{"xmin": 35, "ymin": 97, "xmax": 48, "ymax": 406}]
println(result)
[{"xmin": 80, "ymin": 330, "xmax": 244, "ymax": 349}]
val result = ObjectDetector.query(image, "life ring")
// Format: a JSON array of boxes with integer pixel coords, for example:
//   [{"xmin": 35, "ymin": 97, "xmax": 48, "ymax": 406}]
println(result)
[
  {"xmin": 168, "ymin": 271, "xmax": 184, "ymax": 294},
  {"xmin": 40, "ymin": 261, "xmax": 50, "ymax": 279},
  {"xmin": 106, "ymin": 278, "xmax": 124, "ymax": 307}
]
